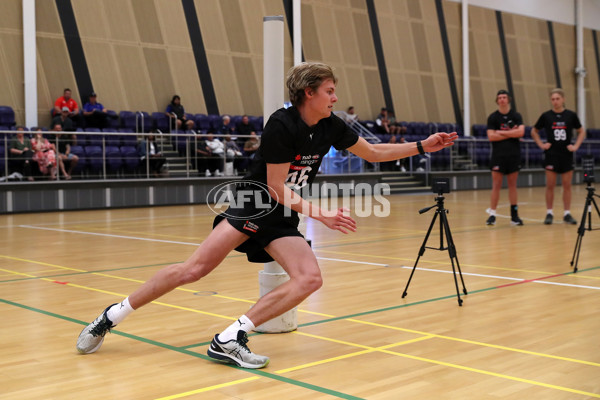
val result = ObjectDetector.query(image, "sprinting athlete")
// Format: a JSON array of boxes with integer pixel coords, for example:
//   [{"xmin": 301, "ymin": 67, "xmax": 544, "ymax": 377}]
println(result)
[{"xmin": 76, "ymin": 62, "xmax": 457, "ymax": 369}]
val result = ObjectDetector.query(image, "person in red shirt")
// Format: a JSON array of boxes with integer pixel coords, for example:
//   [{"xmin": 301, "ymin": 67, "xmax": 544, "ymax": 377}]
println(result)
[{"xmin": 53, "ymin": 88, "xmax": 79, "ymax": 117}]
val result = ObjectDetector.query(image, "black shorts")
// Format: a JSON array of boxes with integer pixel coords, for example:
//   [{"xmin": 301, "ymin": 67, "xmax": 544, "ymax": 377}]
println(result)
[
  {"xmin": 213, "ymin": 205, "xmax": 303, "ymax": 263},
  {"xmin": 544, "ymin": 151, "xmax": 574, "ymax": 174},
  {"xmin": 490, "ymin": 153, "xmax": 521, "ymax": 174}
]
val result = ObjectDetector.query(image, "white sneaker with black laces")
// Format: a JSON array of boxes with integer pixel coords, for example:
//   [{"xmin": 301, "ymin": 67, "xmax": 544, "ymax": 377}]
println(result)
[
  {"xmin": 76, "ymin": 304, "xmax": 117, "ymax": 354},
  {"xmin": 207, "ymin": 331, "xmax": 270, "ymax": 369}
]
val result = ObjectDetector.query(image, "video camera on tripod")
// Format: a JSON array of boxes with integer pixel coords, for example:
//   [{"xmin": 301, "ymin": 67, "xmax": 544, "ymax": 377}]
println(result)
[
  {"xmin": 582, "ymin": 155, "xmax": 595, "ymax": 184},
  {"xmin": 571, "ymin": 156, "xmax": 600, "ymax": 272}
]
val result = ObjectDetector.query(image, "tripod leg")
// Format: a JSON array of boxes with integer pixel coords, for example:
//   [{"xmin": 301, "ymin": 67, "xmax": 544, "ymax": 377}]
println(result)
[
  {"xmin": 441, "ymin": 211, "xmax": 465, "ymax": 306},
  {"xmin": 402, "ymin": 211, "xmax": 439, "ymax": 299},
  {"xmin": 571, "ymin": 196, "xmax": 591, "ymax": 272}
]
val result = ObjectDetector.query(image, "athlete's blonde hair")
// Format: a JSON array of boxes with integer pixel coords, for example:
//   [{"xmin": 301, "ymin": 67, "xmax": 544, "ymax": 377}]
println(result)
[
  {"xmin": 550, "ymin": 88, "xmax": 565, "ymax": 98},
  {"xmin": 286, "ymin": 62, "xmax": 337, "ymax": 106}
]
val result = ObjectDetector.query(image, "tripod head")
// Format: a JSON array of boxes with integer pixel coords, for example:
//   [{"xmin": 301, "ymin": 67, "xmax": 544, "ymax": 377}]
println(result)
[{"xmin": 419, "ymin": 178, "xmax": 450, "ymax": 214}]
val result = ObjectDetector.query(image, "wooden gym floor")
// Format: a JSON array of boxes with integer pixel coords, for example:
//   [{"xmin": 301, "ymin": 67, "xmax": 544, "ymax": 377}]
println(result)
[{"xmin": 1, "ymin": 185, "xmax": 599, "ymax": 399}]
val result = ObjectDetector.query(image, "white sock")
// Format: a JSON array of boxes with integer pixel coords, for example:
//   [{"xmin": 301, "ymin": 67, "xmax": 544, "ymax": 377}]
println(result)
[
  {"xmin": 488, "ymin": 209, "xmax": 496, "ymax": 216},
  {"xmin": 564, "ymin": 210, "xmax": 571, "ymax": 216},
  {"xmin": 218, "ymin": 315, "xmax": 255, "ymax": 342},
  {"xmin": 547, "ymin": 209, "xmax": 553, "ymax": 215},
  {"xmin": 106, "ymin": 297, "xmax": 134, "ymax": 326}
]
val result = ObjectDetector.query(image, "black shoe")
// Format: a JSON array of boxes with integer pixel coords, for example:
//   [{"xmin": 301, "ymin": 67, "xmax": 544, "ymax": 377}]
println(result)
[
  {"xmin": 563, "ymin": 213, "xmax": 577, "ymax": 225},
  {"xmin": 544, "ymin": 214, "xmax": 553, "ymax": 225},
  {"xmin": 510, "ymin": 216, "xmax": 524, "ymax": 226},
  {"xmin": 486, "ymin": 215, "xmax": 496, "ymax": 225}
]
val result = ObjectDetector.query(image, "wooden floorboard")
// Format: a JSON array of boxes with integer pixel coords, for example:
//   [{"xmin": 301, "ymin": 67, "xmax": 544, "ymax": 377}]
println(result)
[{"xmin": 1, "ymin": 185, "xmax": 599, "ymax": 399}]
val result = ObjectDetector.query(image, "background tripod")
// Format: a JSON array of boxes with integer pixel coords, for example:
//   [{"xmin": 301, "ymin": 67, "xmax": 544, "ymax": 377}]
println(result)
[
  {"xmin": 570, "ymin": 182, "xmax": 600, "ymax": 272},
  {"xmin": 402, "ymin": 189, "xmax": 467, "ymax": 306}
]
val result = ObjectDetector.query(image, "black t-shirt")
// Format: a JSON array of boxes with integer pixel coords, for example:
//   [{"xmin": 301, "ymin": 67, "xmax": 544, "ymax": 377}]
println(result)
[
  {"xmin": 246, "ymin": 107, "xmax": 359, "ymax": 190},
  {"xmin": 486, "ymin": 109, "xmax": 523, "ymax": 156},
  {"xmin": 534, "ymin": 109, "xmax": 582, "ymax": 154},
  {"xmin": 57, "ymin": 136, "xmax": 72, "ymax": 154}
]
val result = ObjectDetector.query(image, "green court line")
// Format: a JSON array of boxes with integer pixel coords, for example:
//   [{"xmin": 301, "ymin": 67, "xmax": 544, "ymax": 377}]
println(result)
[
  {"xmin": 180, "ymin": 287, "xmax": 497, "ymax": 350},
  {"xmin": 180, "ymin": 265, "xmax": 600, "ymax": 350},
  {"xmin": 0, "ymin": 298, "xmax": 364, "ymax": 400}
]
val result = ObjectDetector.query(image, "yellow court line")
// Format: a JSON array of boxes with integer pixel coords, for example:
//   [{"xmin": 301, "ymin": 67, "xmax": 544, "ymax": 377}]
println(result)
[
  {"xmin": 346, "ymin": 319, "xmax": 600, "ymax": 368},
  {"xmin": 1, "ymin": 254, "xmax": 334, "ymax": 317},
  {"xmin": 154, "ymin": 336, "xmax": 437, "ymax": 400},
  {"xmin": 153, "ymin": 377, "xmax": 261, "ymax": 400},
  {"xmin": 4, "ymin": 268, "xmax": 599, "ymax": 398},
  {"xmin": 3, "ymin": 257, "xmax": 598, "ymax": 368},
  {"xmin": 379, "ymin": 348, "xmax": 600, "ymax": 399},
  {"xmin": 276, "ymin": 334, "xmax": 435, "ymax": 374},
  {"xmin": 0, "ymin": 254, "xmax": 87, "ymax": 273},
  {"xmin": 284, "ymin": 331, "xmax": 599, "ymax": 398}
]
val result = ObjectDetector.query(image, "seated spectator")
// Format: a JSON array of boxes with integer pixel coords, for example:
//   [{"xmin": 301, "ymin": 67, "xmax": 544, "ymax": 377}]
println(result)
[
  {"xmin": 82, "ymin": 92, "xmax": 109, "ymax": 129},
  {"xmin": 166, "ymin": 95, "xmax": 194, "ymax": 131},
  {"xmin": 216, "ymin": 115, "xmax": 235, "ymax": 137},
  {"xmin": 51, "ymin": 106, "xmax": 75, "ymax": 131},
  {"xmin": 205, "ymin": 131, "xmax": 224, "ymax": 176},
  {"xmin": 31, "ymin": 128, "xmax": 57, "ymax": 180},
  {"xmin": 138, "ymin": 133, "xmax": 167, "ymax": 178},
  {"xmin": 235, "ymin": 115, "xmax": 255, "ymax": 147},
  {"xmin": 53, "ymin": 124, "xmax": 79, "ymax": 180},
  {"xmin": 375, "ymin": 107, "xmax": 401, "ymax": 135},
  {"xmin": 224, "ymin": 134, "xmax": 243, "ymax": 174},
  {"xmin": 9, "ymin": 126, "xmax": 34, "ymax": 181},
  {"xmin": 342, "ymin": 106, "xmax": 359, "ymax": 124},
  {"xmin": 243, "ymin": 131, "xmax": 260, "ymax": 155},
  {"xmin": 388, "ymin": 110, "xmax": 406, "ymax": 136},
  {"xmin": 53, "ymin": 88, "xmax": 81, "ymax": 126},
  {"xmin": 195, "ymin": 133, "xmax": 212, "ymax": 176},
  {"xmin": 241, "ymin": 131, "xmax": 260, "ymax": 172}
]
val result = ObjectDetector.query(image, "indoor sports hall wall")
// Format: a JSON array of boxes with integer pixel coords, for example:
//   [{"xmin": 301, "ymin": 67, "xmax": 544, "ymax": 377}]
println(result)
[{"xmin": 0, "ymin": 0, "xmax": 599, "ymax": 129}]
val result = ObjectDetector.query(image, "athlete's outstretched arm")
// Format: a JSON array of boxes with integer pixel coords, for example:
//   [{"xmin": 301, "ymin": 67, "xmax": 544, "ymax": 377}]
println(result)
[
  {"xmin": 347, "ymin": 132, "xmax": 457, "ymax": 162},
  {"xmin": 266, "ymin": 162, "xmax": 356, "ymax": 234}
]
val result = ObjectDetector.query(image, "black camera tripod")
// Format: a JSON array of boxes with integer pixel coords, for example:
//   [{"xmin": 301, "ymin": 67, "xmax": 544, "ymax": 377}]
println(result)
[
  {"xmin": 402, "ymin": 193, "xmax": 467, "ymax": 306},
  {"xmin": 570, "ymin": 182, "xmax": 600, "ymax": 272}
]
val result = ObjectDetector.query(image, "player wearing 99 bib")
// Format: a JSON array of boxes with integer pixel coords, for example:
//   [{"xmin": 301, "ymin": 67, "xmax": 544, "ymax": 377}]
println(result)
[
  {"xmin": 76, "ymin": 62, "xmax": 457, "ymax": 369},
  {"xmin": 531, "ymin": 88, "xmax": 585, "ymax": 225}
]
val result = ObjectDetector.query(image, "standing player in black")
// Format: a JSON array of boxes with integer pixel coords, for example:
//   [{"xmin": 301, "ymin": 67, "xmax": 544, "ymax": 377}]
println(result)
[
  {"xmin": 76, "ymin": 62, "xmax": 457, "ymax": 368},
  {"xmin": 531, "ymin": 88, "xmax": 585, "ymax": 225},
  {"xmin": 485, "ymin": 90, "xmax": 525, "ymax": 225}
]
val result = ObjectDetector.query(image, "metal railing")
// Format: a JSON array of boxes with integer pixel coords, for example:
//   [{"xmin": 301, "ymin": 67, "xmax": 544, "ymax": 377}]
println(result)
[{"xmin": 1, "ymin": 130, "xmax": 598, "ymax": 182}]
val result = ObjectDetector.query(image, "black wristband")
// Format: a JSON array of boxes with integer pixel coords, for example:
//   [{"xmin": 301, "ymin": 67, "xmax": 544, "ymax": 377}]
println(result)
[{"xmin": 416, "ymin": 141, "xmax": 425, "ymax": 155}]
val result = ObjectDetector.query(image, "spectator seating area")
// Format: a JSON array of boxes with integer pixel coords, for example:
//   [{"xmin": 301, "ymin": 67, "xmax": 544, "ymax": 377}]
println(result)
[{"xmin": 1, "ymin": 104, "xmax": 599, "ymax": 179}]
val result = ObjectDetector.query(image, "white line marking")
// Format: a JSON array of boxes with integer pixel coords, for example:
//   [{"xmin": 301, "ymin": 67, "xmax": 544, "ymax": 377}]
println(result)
[
  {"xmin": 19, "ymin": 225, "xmax": 202, "ymax": 246},
  {"xmin": 16, "ymin": 225, "xmax": 600, "ymax": 291},
  {"xmin": 316, "ymin": 256, "xmax": 389, "ymax": 267}
]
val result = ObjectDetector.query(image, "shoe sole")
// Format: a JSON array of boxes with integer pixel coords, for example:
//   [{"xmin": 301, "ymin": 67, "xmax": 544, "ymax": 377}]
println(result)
[
  {"xmin": 510, "ymin": 221, "xmax": 523, "ymax": 226},
  {"xmin": 207, "ymin": 346, "xmax": 269, "ymax": 369}
]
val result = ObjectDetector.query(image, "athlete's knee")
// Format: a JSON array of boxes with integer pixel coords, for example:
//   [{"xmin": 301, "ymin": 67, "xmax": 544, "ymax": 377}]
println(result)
[
  {"xmin": 296, "ymin": 270, "xmax": 323, "ymax": 294},
  {"xmin": 174, "ymin": 261, "xmax": 213, "ymax": 285}
]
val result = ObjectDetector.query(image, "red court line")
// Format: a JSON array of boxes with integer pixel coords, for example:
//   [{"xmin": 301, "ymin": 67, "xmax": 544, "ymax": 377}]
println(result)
[{"xmin": 496, "ymin": 273, "xmax": 569, "ymax": 289}]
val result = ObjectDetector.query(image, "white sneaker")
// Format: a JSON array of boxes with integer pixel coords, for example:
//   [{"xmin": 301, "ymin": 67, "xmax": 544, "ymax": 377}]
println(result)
[
  {"xmin": 207, "ymin": 331, "xmax": 269, "ymax": 369},
  {"xmin": 76, "ymin": 304, "xmax": 117, "ymax": 354},
  {"xmin": 400, "ymin": 166, "xmax": 407, "ymax": 172},
  {"xmin": 416, "ymin": 167, "xmax": 425, "ymax": 172},
  {"xmin": 214, "ymin": 169, "xmax": 224, "ymax": 177},
  {"xmin": 205, "ymin": 169, "xmax": 212, "ymax": 177}
]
